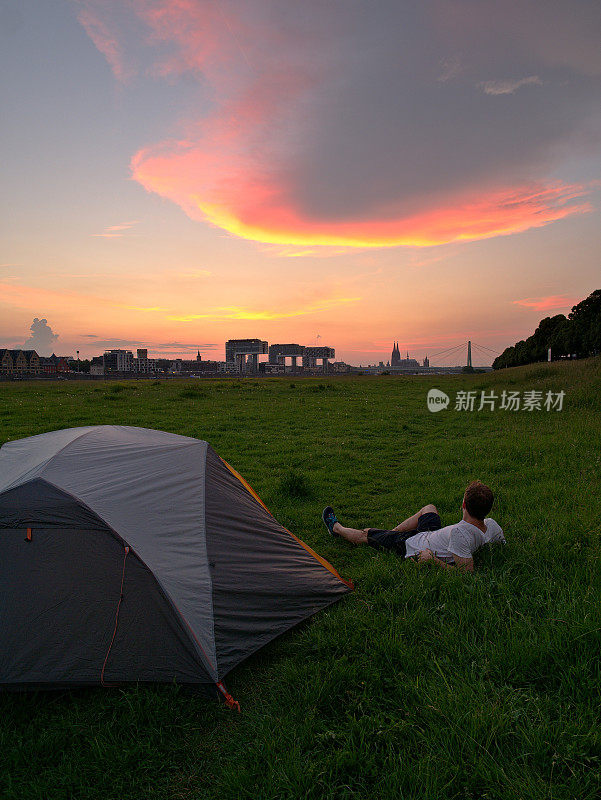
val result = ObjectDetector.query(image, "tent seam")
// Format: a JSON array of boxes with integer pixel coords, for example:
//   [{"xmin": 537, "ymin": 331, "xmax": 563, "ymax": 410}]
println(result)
[
  {"xmin": 202, "ymin": 442, "xmax": 219, "ymax": 680},
  {"xmin": 1, "ymin": 427, "xmax": 201, "ymax": 493},
  {"xmin": 27, "ymin": 427, "xmax": 97, "ymax": 485},
  {"xmin": 0, "ymin": 427, "xmax": 96, "ymax": 493},
  {"xmin": 37, "ymin": 427, "xmax": 200, "ymax": 480},
  {"xmin": 219, "ymin": 455, "xmax": 353, "ymax": 588}
]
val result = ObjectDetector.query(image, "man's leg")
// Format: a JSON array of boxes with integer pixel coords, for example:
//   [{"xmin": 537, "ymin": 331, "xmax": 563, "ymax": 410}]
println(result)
[
  {"xmin": 332, "ymin": 522, "xmax": 369, "ymax": 545},
  {"xmin": 392, "ymin": 504, "xmax": 438, "ymax": 532}
]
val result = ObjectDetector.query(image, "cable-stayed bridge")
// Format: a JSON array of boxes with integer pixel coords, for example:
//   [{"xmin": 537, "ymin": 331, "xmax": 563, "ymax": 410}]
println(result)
[
  {"xmin": 428, "ymin": 340, "xmax": 500, "ymax": 368},
  {"xmin": 358, "ymin": 341, "xmax": 500, "ymax": 374}
]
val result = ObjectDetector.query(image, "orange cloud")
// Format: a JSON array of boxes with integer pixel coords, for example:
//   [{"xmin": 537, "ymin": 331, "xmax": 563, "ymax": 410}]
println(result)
[
  {"xmin": 512, "ymin": 295, "xmax": 578, "ymax": 311},
  {"xmin": 132, "ymin": 143, "xmax": 592, "ymax": 247}
]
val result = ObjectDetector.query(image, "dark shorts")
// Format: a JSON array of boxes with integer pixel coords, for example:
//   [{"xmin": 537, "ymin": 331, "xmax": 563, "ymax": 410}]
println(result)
[{"xmin": 366, "ymin": 511, "xmax": 442, "ymax": 557}]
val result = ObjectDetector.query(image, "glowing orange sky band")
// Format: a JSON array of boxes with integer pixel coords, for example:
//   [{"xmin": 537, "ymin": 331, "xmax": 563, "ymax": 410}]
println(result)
[{"xmin": 132, "ymin": 149, "xmax": 590, "ymax": 248}]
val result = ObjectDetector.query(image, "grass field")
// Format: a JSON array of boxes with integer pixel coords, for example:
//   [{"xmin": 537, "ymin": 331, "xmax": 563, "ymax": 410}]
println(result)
[{"xmin": 1, "ymin": 359, "xmax": 600, "ymax": 800}]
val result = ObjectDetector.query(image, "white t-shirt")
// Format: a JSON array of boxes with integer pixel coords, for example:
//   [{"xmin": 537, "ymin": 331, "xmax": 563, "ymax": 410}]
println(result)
[{"xmin": 404, "ymin": 518, "xmax": 505, "ymax": 563}]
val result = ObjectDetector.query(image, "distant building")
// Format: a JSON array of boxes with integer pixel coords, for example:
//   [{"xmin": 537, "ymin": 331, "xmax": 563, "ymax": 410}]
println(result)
[
  {"xmin": 133, "ymin": 348, "xmax": 156, "ymax": 374},
  {"xmin": 302, "ymin": 346, "xmax": 335, "ymax": 373},
  {"xmin": 104, "ymin": 349, "xmax": 133, "ymax": 373},
  {"xmin": 268, "ymin": 343, "xmax": 335, "ymax": 373},
  {"xmin": 261, "ymin": 362, "xmax": 285, "ymax": 375},
  {"xmin": 226, "ymin": 339, "xmax": 268, "ymax": 373},
  {"xmin": 170, "ymin": 357, "xmax": 221, "ymax": 374},
  {"xmin": 390, "ymin": 341, "xmax": 419, "ymax": 370},
  {"xmin": 0, "ymin": 349, "xmax": 41, "ymax": 375},
  {"xmin": 39, "ymin": 354, "xmax": 70, "ymax": 374},
  {"xmin": 423, "ymin": 356, "xmax": 430, "ymax": 368},
  {"xmin": 172, "ymin": 359, "xmax": 196, "ymax": 373},
  {"xmin": 39, "ymin": 357, "xmax": 57, "ymax": 375},
  {"xmin": 331, "ymin": 361, "xmax": 351, "ymax": 373},
  {"xmin": 90, "ymin": 356, "xmax": 104, "ymax": 376}
]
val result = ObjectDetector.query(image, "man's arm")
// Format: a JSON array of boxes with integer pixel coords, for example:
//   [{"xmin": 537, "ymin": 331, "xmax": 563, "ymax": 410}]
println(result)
[
  {"xmin": 417, "ymin": 549, "xmax": 474, "ymax": 573},
  {"xmin": 451, "ymin": 554, "xmax": 474, "ymax": 573}
]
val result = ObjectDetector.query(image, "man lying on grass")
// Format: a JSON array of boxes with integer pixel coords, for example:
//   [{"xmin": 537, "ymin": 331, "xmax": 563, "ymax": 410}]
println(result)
[{"xmin": 322, "ymin": 480, "xmax": 505, "ymax": 573}]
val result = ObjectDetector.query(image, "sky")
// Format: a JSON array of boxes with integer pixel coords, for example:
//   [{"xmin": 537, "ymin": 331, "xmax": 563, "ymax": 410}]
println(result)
[{"xmin": 1, "ymin": 0, "xmax": 600, "ymax": 366}]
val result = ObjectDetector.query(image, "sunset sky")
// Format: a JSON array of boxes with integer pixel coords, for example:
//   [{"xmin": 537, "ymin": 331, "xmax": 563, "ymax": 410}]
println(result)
[{"xmin": 2, "ymin": 0, "xmax": 600, "ymax": 365}]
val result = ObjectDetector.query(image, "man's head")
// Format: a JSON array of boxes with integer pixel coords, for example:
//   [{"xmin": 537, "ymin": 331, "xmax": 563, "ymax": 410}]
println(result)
[{"xmin": 463, "ymin": 480, "xmax": 494, "ymax": 521}]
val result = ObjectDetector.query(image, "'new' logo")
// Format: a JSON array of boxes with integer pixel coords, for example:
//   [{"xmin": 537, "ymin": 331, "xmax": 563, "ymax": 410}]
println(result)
[{"xmin": 427, "ymin": 388, "xmax": 450, "ymax": 413}]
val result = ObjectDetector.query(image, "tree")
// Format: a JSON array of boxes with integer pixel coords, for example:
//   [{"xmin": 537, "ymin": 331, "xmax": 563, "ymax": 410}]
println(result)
[
  {"xmin": 493, "ymin": 290, "xmax": 600, "ymax": 368},
  {"xmin": 569, "ymin": 289, "xmax": 601, "ymax": 357}
]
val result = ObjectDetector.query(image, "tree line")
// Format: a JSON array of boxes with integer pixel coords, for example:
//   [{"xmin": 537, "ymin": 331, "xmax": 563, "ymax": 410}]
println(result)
[{"xmin": 493, "ymin": 289, "xmax": 601, "ymax": 370}]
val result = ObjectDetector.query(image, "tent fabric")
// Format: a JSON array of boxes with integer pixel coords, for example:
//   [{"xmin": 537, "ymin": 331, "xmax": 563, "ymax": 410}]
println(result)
[
  {"xmin": 0, "ymin": 426, "xmax": 351, "ymax": 694},
  {"xmin": 1, "ymin": 527, "xmax": 208, "ymax": 687}
]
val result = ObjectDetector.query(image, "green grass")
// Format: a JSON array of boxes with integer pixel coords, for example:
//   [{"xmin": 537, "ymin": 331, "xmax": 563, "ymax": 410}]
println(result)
[{"xmin": 1, "ymin": 360, "xmax": 601, "ymax": 799}]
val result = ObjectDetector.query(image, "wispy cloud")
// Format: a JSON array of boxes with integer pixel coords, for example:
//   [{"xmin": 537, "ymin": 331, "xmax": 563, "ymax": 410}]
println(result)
[
  {"xmin": 261, "ymin": 245, "xmax": 359, "ymax": 258},
  {"xmin": 78, "ymin": 338, "xmax": 219, "ymax": 355},
  {"xmin": 92, "ymin": 220, "xmax": 139, "ymax": 239},
  {"xmin": 479, "ymin": 76, "xmax": 542, "ymax": 96},
  {"xmin": 407, "ymin": 250, "xmax": 456, "ymax": 270},
  {"xmin": 157, "ymin": 341, "xmax": 219, "ymax": 351},
  {"xmin": 78, "ymin": 337, "xmax": 144, "ymax": 349},
  {"xmin": 512, "ymin": 295, "xmax": 578, "ymax": 311},
  {"xmin": 437, "ymin": 57, "xmax": 462, "ymax": 83},
  {"xmin": 168, "ymin": 296, "xmax": 360, "ymax": 322},
  {"xmin": 76, "ymin": 3, "xmax": 134, "ymax": 82}
]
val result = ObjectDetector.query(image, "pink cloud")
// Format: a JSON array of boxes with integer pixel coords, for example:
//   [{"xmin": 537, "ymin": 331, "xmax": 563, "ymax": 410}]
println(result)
[
  {"xmin": 92, "ymin": 220, "xmax": 139, "ymax": 238},
  {"xmin": 512, "ymin": 295, "xmax": 578, "ymax": 311},
  {"xmin": 76, "ymin": 2, "xmax": 134, "ymax": 82}
]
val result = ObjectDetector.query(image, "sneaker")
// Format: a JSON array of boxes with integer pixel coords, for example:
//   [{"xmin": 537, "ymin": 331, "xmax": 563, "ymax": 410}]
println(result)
[{"xmin": 322, "ymin": 506, "xmax": 339, "ymax": 537}]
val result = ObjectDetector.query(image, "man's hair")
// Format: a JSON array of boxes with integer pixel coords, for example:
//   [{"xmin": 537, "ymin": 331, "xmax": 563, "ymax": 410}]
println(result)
[{"xmin": 464, "ymin": 480, "xmax": 494, "ymax": 520}]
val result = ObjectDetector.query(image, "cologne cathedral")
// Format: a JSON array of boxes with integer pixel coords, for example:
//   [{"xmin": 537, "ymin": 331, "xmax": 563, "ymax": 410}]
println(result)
[{"xmin": 390, "ymin": 342, "xmax": 420, "ymax": 369}]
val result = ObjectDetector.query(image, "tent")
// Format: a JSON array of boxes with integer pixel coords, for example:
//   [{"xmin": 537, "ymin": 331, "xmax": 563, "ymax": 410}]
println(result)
[{"xmin": 0, "ymin": 426, "xmax": 351, "ymax": 705}]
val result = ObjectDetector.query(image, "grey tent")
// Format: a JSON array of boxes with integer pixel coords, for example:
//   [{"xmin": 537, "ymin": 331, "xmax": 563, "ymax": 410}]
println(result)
[{"xmin": 0, "ymin": 426, "xmax": 351, "ymax": 704}]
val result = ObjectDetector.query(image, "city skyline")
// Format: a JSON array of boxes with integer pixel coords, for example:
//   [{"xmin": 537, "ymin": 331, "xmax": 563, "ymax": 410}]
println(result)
[
  {"xmin": 1, "ymin": 317, "xmax": 494, "ymax": 368},
  {"xmin": 2, "ymin": 1, "xmax": 600, "ymax": 365}
]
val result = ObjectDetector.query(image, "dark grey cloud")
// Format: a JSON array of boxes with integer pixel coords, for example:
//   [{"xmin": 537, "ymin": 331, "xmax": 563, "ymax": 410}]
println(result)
[
  {"xmin": 23, "ymin": 318, "xmax": 59, "ymax": 355},
  {"xmin": 283, "ymin": 0, "xmax": 601, "ymax": 219}
]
